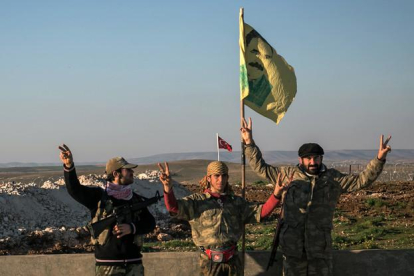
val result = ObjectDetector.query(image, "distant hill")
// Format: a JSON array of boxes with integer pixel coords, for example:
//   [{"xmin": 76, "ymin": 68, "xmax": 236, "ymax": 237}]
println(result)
[
  {"xmin": 129, "ymin": 149, "xmax": 414, "ymax": 165},
  {"xmin": 2, "ymin": 149, "xmax": 412, "ymax": 168},
  {"xmin": 0, "ymin": 162, "xmax": 100, "ymax": 168}
]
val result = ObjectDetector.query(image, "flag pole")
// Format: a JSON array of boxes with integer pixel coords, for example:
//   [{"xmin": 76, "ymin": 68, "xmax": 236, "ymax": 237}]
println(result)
[
  {"xmin": 241, "ymin": 98, "xmax": 246, "ymax": 273},
  {"xmin": 239, "ymin": 7, "xmax": 246, "ymax": 275},
  {"xmin": 216, "ymin": 133, "xmax": 220, "ymax": 161}
]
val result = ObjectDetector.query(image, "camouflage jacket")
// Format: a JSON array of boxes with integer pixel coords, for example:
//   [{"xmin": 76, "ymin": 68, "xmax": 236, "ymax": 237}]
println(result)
[
  {"xmin": 173, "ymin": 192, "xmax": 262, "ymax": 248},
  {"xmin": 89, "ymin": 193, "xmax": 146, "ymax": 247},
  {"xmin": 245, "ymin": 144, "xmax": 385, "ymax": 259}
]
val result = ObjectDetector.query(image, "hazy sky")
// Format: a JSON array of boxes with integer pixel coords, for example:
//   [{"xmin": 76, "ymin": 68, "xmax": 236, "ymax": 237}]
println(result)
[{"xmin": 1, "ymin": 0, "xmax": 413, "ymax": 163}]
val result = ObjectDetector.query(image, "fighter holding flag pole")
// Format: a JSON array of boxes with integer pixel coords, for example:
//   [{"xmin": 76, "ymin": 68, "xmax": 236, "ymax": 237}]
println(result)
[
  {"xmin": 238, "ymin": 7, "xmax": 297, "ymax": 272},
  {"xmin": 239, "ymin": 8, "xmax": 391, "ymax": 276}
]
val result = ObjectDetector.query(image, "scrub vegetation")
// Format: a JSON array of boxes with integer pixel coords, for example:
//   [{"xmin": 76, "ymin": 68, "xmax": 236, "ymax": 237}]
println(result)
[
  {"xmin": 1, "ymin": 162, "xmax": 413, "ymax": 254},
  {"xmin": 144, "ymin": 180, "xmax": 414, "ymax": 252}
]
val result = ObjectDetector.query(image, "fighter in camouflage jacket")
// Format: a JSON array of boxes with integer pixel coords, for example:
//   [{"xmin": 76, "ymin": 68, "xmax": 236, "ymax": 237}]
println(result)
[
  {"xmin": 173, "ymin": 191, "xmax": 262, "ymax": 248},
  {"xmin": 245, "ymin": 143, "xmax": 385, "ymax": 259},
  {"xmin": 158, "ymin": 161, "xmax": 290, "ymax": 276},
  {"xmin": 241, "ymin": 118, "xmax": 392, "ymax": 276}
]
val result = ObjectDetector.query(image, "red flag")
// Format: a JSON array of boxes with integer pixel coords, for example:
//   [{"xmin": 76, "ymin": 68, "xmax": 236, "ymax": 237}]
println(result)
[{"xmin": 218, "ymin": 136, "xmax": 232, "ymax": 152}]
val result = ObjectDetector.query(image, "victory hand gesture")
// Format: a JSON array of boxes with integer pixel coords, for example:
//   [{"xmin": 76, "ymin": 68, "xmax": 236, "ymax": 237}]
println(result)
[
  {"xmin": 58, "ymin": 144, "xmax": 74, "ymax": 168},
  {"xmin": 377, "ymin": 135, "xmax": 392, "ymax": 161},
  {"xmin": 241, "ymin": 117, "xmax": 253, "ymax": 145},
  {"xmin": 274, "ymin": 173, "xmax": 293, "ymax": 198},
  {"xmin": 158, "ymin": 162, "xmax": 172, "ymax": 193}
]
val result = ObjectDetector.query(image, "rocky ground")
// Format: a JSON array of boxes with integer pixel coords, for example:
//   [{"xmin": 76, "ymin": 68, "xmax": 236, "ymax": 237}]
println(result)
[
  {"xmin": 0, "ymin": 172, "xmax": 191, "ymax": 255},
  {"xmin": 1, "ymin": 170, "xmax": 413, "ymax": 255}
]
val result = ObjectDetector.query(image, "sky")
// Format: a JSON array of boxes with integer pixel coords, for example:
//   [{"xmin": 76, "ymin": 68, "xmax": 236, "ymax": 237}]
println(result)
[{"xmin": 1, "ymin": 0, "xmax": 413, "ymax": 163}]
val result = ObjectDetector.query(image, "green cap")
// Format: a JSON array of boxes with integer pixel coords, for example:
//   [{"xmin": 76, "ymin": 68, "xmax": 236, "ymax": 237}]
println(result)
[{"xmin": 105, "ymin": 157, "xmax": 138, "ymax": 175}]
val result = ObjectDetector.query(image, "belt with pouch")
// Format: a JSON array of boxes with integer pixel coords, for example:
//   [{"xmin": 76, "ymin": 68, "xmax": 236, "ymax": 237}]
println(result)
[{"xmin": 200, "ymin": 245, "xmax": 237, "ymax": 263}]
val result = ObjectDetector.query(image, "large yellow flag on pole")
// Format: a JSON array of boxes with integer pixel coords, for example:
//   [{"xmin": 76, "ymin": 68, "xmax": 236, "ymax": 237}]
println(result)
[{"xmin": 239, "ymin": 9, "xmax": 297, "ymax": 124}]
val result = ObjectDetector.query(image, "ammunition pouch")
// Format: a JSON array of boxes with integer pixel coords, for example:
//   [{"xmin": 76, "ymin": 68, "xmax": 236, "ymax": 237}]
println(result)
[{"xmin": 201, "ymin": 245, "xmax": 237, "ymax": 263}]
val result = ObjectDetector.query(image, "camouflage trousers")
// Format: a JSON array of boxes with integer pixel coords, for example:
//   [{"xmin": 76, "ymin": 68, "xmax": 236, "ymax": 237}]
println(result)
[
  {"xmin": 199, "ymin": 252, "xmax": 243, "ymax": 276},
  {"xmin": 283, "ymin": 254, "xmax": 332, "ymax": 276},
  {"xmin": 95, "ymin": 263, "xmax": 144, "ymax": 276}
]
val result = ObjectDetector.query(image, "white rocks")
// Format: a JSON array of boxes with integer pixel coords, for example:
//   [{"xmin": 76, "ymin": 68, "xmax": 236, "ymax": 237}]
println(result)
[
  {"xmin": 54, "ymin": 179, "xmax": 65, "ymax": 185},
  {"xmin": 0, "ymin": 179, "xmax": 90, "ymax": 239},
  {"xmin": 157, "ymin": 233, "xmax": 173, "ymax": 241},
  {"xmin": 40, "ymin": 180, "xmax": 60, "ymax": 189},
  {"xmin": 368, "ymin": 192, "xmax": 384, "ymax": 198},
  {"xmin": 44, "ymin": 227, "xmax": 54, "ymax": 233},
  {"xmin": 78, "ymin": 174, "xmax": 105, "ymax": 187},
  {"xmin": 137, "ymin": 170, "xmax": 159, "ymax": 180},
  {"xmin": 0, "ymin": 181, "xmax": 37, "ymax": 196},
  {"xmin": 0, "ymin": 174, "xmax": 191, "ymax": 250}
]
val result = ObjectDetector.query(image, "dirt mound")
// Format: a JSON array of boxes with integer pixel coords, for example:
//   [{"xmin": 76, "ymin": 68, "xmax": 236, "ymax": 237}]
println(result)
[
  {"xmin": 1, "ymin": 175, "xmax": 413, "ymax": 255},
  {"xmin": 338, "ymin": 181, "xmax": 414, "ymax": 216},
  {"xmin": 0, "ymin": 173, "xmax": 191, "ymax": 255}
]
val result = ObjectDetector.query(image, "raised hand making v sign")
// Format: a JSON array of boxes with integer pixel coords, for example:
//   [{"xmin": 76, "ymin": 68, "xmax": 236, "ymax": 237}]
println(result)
[
  {"xmin": 241, "ymin": 117, "xmax": 392, "ymax": 275},
  {"xmin": 377, "ymin": 135, "xmax": 392, "ymax": 161}
]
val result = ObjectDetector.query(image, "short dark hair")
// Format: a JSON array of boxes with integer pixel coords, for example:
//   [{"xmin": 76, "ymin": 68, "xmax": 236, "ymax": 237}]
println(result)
[{"xmin": 106, "ymin": 168, "xmax": 122, "ymax": 182}]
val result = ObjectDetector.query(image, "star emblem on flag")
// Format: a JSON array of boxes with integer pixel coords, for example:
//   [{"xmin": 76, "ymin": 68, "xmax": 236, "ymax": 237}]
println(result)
[{"xmin": 218, "ymin": 136, "xmax": 232, "ymax": 152}]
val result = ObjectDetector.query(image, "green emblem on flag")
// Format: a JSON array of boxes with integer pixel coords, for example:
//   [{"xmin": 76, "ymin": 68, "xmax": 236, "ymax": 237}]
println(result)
[
  {"xmin": 239, "ymin": 12, "xmax": 297, "ymax": 124},
  {"xmin": 239, "ymin": 64, "xmax": 249, "ymax": 93},
  {"xmin": 246, "ymin": 75, "xmax": 272, "ymax": 107}
]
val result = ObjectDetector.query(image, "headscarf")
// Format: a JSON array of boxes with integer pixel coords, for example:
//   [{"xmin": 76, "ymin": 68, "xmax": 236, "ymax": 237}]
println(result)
[
  {"xmin": 199, "ymin": 161, "xmax": 233, "ymax": 194},
  {"xmin": 106, "ymin": 182, "xmax": 133, "ymax": 200}
]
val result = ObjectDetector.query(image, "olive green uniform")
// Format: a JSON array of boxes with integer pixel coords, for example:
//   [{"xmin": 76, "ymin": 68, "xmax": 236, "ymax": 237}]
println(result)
[
  {"xmin": 245, "ymin": 143, "xmax": 385, "ymax": 276},
  {"xmin": 173, "ymin": 192, "xmax": 262, "ymax": 276},
  {"xmin": 96, "ymin": 264, "xmax": 144, "ymax": 276}
]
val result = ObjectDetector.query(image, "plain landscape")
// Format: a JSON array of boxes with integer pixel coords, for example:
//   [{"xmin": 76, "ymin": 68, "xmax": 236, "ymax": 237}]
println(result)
[{"xmin": 0, "ymin": 156, "xmax": 413, "ymax": 255}]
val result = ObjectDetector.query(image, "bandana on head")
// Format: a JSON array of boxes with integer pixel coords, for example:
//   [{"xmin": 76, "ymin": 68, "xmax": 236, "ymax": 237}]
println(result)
[
  {"xmin": 199, "ymin": 161, "xmax": 232, "ymax": 194},
  {"xmin": 106, "ymin": 182, "xmax": 133, "ymax": 200}
]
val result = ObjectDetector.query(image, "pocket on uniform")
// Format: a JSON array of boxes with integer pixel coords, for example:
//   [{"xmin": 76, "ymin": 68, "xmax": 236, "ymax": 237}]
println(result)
[
  {"xmin": 200, "ymin": 209, "xmax": 218, "ymax": 227},
  {"xmin": 314, "ymin": 226, "xmax": 332, "ymax": 252},
  {"xmin": 280, "ymin": 221, "xmax": 303, "ymax": 254}
]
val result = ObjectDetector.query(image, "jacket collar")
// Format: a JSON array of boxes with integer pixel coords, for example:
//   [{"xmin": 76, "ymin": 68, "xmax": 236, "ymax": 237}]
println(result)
[{"xmin": 297, "ymin": 163, "xmax": 327, "ymax": 177}]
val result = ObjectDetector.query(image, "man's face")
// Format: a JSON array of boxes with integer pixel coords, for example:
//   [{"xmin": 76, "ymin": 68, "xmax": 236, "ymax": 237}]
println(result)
[
  {"xmin": 245, "ymin": 35, "xmax": 274, "ymax": 81},
  {"xmin": 299, "ymin": 155, "xmax": 323, "ymax": 175},
  {"xmin": 207, "ymin": 174, "xmax": 228, "ymax": 193},
  {"xmin": 115, "ymin": 168, "xmax": 135, "ymax": 185}
]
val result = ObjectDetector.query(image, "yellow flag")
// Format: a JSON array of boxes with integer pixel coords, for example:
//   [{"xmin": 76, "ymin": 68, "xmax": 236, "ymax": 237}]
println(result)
[{"xmin": 239, "ymin": 9, "xmax": 297, "ymax": 124}]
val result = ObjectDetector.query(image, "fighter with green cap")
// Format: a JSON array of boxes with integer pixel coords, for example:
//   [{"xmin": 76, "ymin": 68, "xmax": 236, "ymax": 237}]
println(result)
[
  {"xmin": 58, "ymin": 144, "xmax": 155, "ymax": 276},
  {"xmin": 158, "ymin": 160, "xmax": 291, "ymax": 276},
  {"xmin": 240, "ymin": 118, "xmax": 392, "ymax": 276}
]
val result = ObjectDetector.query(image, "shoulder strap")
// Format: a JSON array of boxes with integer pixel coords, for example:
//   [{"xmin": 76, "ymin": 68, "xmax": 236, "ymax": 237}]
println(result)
[{"xmin": 98, "ymin": 189, "xmax": 109, "ymax": 208}]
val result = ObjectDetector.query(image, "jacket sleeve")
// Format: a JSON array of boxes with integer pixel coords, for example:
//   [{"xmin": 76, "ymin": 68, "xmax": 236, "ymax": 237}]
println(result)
[
  {"xmin": 242, "ymin": 200, "xmax": 263, "ymax": 224},
  {"xmin": 174, "ymin": 194, "xmax": 198, "ymax": 221},
  {"xmin": 260, "ymin": 194, "xmax": 281, "ymax": 219},
  {"xmin": 337, "ymin": 158, "xmax": 385, "ymax": 192},
  {"xmin": 64, "ymin": 164, "xmax": 102, "ymax": 210},
  {"xmin": 245, "ymin": 143, "xmax": 281, "ymax": 184},
  {"xmin": 164, "ymin": 189, "xmax": 179, "ymax": 213}
]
